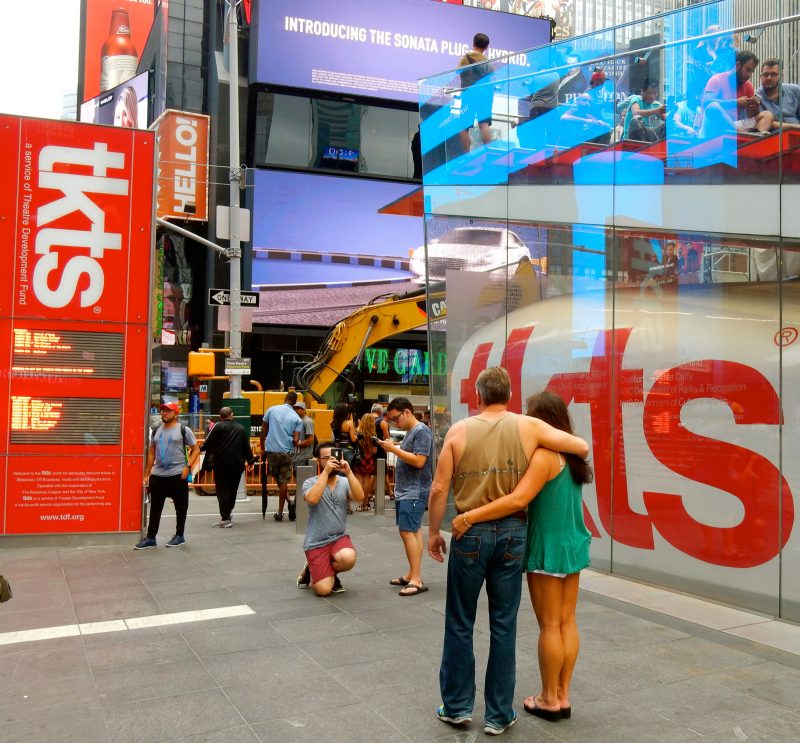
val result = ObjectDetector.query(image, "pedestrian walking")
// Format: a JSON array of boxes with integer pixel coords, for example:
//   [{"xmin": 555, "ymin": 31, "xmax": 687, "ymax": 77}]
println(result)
[
  {"xmin": 137, "ymin": 402, "xmax": 200, "ymax": 549},
  {"xmin": 200, "ymin": 406, "xmax": 255, "ymax": 528}
]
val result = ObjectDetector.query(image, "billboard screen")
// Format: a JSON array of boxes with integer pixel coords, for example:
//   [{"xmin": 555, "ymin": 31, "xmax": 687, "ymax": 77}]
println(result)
[
  {"xmin": 252, "ymin": 170, "xmax": 423, "ymax": 326},
  {"xmin": 254, "ymin": 0, "xmax": 551, "ymax": 104},
  {"xmin": 80, "ymin": 0, "xmax": 156, "ymax": 103},
  {"xmin": 0, "ymin": 115, "xmax": 155, "ymax": 535},
  {"xmin": 80, "ymin": 70, "xmax": 150, "ymax": 128}
]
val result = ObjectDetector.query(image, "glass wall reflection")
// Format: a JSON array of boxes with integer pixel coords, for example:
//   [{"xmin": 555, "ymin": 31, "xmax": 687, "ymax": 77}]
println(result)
[{"xmin": 421, "ymin": 0, "xmax": 800, "ymax": 620}]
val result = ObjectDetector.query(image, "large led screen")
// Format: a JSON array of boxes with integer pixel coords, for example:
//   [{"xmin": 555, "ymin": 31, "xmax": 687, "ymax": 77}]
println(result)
[
  {"xmin": 252, "ymin": 170, "xmax": 423, "ymax": 326},
  {"xmin": 80, "ymin": 70, "xmax": 150, "ymax": 129},
  {"xmin": 254, "ymin": 0, "xmax": 551, "ymax": 104}
]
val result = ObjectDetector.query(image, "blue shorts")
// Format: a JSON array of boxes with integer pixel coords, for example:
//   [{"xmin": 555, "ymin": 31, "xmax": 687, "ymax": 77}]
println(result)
[{"xmin": 396, "ymin": 499, "xmax": 425, "ymax": 532}]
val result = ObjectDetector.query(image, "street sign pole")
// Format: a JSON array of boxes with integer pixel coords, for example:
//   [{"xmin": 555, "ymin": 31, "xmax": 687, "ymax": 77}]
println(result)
[{"xmin": 226, "ymin": 0, "xmax": 243, "ymax": 399}]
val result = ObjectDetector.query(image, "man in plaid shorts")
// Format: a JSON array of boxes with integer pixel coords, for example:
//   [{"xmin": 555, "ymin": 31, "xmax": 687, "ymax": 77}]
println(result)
[{"xmin": 260, "ymin": 391, "xmax": 303, "ymax": 521}]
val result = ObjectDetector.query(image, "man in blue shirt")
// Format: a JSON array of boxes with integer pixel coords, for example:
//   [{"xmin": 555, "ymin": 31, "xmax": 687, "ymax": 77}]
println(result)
[
  {"xmin": 260, "ymin": 391, "xmax": 303, "ymax": 521},
  {"xmin": 378, "ymin": 397, "xmax": 433, "ymax": 596}
]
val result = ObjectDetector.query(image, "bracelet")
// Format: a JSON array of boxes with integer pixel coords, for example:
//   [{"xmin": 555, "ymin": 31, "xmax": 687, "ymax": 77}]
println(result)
[{"xmin": 462, "ymin": 513, "xmax": 471, "ymax": 528}]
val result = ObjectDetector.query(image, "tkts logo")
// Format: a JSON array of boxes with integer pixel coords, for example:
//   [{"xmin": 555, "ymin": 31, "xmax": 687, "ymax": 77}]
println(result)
[
  {"xmin": 459, "ymin": 325, "xmax": 795, "ymax": 569},
  {"xmin": 31, "ymin": 142, "xmax": 129, "ymax": 310}
]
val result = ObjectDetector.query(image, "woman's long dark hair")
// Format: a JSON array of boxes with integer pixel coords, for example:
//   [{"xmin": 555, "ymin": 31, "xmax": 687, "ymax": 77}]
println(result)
[
  {"xmin": 526, "ymin": 391, "xmax": 593, "ymax": 485},
  {"xmin": 331, "ymin": 403, "xmax": 349, "ymax": 436}
]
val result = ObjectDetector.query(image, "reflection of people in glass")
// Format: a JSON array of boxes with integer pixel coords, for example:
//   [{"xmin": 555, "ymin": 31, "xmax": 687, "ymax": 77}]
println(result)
[
  {"xmin": 113, "ymin": 85, "xmax": 138, "ymax": 128},
  {"xmin": 458, "ymin": 33, "xmax": 494, "ymax": 153},
  {"xmin": 623, "ymin": 80, "xmax": 666, "ymax": 141},
  {"xmin": 701, "ymin": 51, "xmax": 773, "ymax": 137},
  {"xmin": 756, "ymin": 59, "xmax": 800, "ymax": 131}
]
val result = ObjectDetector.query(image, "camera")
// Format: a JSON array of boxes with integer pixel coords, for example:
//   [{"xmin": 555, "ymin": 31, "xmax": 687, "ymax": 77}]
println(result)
[
  {"xmin": 370, "ymin": 436, "xmax": 380, "ymax": 443},
  {"xmin": 331, "ymin": 447, "xmax": 343, "ymax": 461}
]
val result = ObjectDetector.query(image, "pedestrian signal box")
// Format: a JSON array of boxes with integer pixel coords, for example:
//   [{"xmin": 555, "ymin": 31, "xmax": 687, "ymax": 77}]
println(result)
[{"xmin": 188, "ymin": 351, "xmax": 216, "ymax": 377}]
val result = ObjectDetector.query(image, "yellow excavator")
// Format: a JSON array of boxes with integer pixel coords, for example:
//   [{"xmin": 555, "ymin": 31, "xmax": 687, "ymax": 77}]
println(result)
[{"xmin": 239, "ymin": 283, "xmax": 446, "ymax": 439}]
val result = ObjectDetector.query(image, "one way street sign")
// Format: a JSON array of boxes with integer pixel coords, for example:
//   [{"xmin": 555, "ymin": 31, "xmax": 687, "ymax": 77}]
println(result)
[{"xmin": 208, "ymin": 288, "xmax": 260, "ymax": 307}]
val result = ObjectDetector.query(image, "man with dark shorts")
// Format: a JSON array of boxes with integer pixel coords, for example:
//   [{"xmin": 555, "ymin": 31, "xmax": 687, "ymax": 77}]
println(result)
[
  {"xmin": 260, "ymin": 391, "xmax": 303, "ymax": 521},
  {"xmin": 378, "ymin": 397, "xmax": 433, "ymax": 597},
  {"xmin": 137, "ymin": 402, "xmax": 200, "ymax": 549},
  {"xmin": 200, "ymin": 406, "xmax": 254, "ymax": 528},
  {"xmin": 296, "ymin": 442, "xmax": 365, "ymax": 596}
]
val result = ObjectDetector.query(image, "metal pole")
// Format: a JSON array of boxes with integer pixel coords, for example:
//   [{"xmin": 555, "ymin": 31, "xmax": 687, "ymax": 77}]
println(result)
[
  {"xmin": 226, "ymin": 0, "xmax": 242, "ymax": 399},
  {"xmin": 374, "ymin": 459, "xmax": 386, "ymax": 515}
]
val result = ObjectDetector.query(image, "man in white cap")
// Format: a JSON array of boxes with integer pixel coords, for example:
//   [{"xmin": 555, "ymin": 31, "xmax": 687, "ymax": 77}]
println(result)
[{"xmin": 136, "ymin": 402, "xmax": 200, "ymax": 549}]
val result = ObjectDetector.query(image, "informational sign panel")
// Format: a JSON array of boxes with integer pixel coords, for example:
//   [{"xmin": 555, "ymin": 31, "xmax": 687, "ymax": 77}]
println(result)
[
  {"xmin": 254, "ymin": 0, "xmax": 551, "ymax": 104},
  {"xmin": 79, "ymin": 0, "xmax": 156, "ymax": 103},
  {"xmin": 153, "ymin": 110, "xmax": 210, "ymax": 221},
  {"xmin": 0, "ymin": 115, "xmax": 155, "ymax": 536}
]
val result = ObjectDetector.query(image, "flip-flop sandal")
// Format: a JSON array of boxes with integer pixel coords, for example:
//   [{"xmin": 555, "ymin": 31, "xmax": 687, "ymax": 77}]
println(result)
[
  {"xmin": 523, "ymin": 697, "xmax": 561, "ymax": 722},
  {"xmin": 389, "ymin": 577, "xmax": 410, "ymax": 586},
  {"xmin": 399, "ymin": 583, "xmax": 429, "ymax": 597}
]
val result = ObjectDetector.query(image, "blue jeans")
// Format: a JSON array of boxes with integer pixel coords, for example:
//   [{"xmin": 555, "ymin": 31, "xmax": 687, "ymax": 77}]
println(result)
[{"xmin": 439, "ymin": 516, "xmax": 526, "ymax": 728}]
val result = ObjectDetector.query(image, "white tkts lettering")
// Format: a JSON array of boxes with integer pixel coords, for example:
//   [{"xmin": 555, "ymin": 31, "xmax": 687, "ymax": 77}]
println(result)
[
  {"xmin": 33, "ymin": 142, "xmax": 128, "ymax": 308},
  {"xmin": 173, "ymin": 117, "xmax": 198, "ymax": 212}
]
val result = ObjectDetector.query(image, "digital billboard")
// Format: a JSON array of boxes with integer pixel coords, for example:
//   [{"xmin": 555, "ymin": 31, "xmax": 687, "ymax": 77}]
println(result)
[
  {"xmin": 0, "ymin": 115, "xmax": 155, "ymax": 536},
  {"xmin": 80, "ymin": 70, "xmax": 150, "ymax": 129},
  {"xmin": 80, "ymin": 0, "xmax": 156, "ymax": 103},
  {"xmin": 254, "ymin": 0, "xmax": 551, "ymax": 104},
  {"xmin": 251, "ymin": 170, "xmax": 423, "ymax": 326}
]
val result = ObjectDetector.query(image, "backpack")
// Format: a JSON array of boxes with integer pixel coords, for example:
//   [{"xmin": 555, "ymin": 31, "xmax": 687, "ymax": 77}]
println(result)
[{"xmin": 460, "ymin": 53, "xmax": 493, "ymax": 88}]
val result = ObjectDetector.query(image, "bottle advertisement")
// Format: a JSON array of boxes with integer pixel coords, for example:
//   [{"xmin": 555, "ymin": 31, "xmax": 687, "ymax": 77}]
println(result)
[{"xmin": 80, "ymin": 0, "xmax": 156, "ymax": 103}]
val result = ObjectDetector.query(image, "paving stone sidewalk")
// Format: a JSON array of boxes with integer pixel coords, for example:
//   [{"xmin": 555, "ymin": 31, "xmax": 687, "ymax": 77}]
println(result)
[{"xmin": 2, "ymin": 496, "xmax": 800, "ymax": 743}]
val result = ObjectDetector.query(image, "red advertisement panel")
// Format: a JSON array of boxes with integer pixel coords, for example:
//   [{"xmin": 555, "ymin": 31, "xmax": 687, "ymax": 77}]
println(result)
[
  {"xmin": 0, "ymin": 115, "xmax": 154, "ymax": 536},
  {"xmin": 80, "ymin": 0, "xmax": 156, "ymax": 103}
]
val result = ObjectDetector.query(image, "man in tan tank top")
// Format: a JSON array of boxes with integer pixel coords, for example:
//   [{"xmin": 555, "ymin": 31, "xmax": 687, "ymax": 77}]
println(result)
[{"xmin": 427, "ymin": 367, "xmax": 588, "ymax": 735}]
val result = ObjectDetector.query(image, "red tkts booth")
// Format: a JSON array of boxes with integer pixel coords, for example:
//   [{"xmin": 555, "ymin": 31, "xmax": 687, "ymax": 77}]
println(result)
[{"xmin": 0, "ymin": 115, "xmax": 154, "ymax": 539}]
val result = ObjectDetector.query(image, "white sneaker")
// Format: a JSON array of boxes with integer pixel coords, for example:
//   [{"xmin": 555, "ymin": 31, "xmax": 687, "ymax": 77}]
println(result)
[
  {"xmin": 484, "ymin": 713, "xmax": 517, "ymax": 736},
  {"xmin": 212, "ymin": 519, "xmax": 232, "ymax": 528}
]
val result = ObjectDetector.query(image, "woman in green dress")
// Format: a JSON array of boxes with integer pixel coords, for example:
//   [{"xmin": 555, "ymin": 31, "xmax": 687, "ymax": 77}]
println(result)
[{"xmin": 450, "ymin": 391, "xmax": 593, "ymax": 723}]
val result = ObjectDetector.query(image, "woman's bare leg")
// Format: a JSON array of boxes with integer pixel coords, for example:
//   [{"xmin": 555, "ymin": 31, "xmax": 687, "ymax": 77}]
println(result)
[
  {"xmin": 558, "ymin": 572, "xmax": 581, "ymax": 710},
  {"xmin": 527, "ymin": 572, "xmax": 564, "ymax": 710}
]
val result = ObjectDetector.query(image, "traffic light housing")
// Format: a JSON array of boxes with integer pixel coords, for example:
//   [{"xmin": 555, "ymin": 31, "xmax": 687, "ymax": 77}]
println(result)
[{"xmin": 188, "ymin": 351, "xmax": 215, "ymax": 377}]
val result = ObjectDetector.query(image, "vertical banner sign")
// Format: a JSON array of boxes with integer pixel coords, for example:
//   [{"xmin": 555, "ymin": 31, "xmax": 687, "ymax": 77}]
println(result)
[
  {"xmin": 0, "ymin": 115, "xmax": 155, "ymax": 535},
  {"xmin": 153, "ymin": 110, "xmax": 211, "ymax": 222},
  {"xmin": 80, "ymin": 0, "xmax": 156, "ymax": 104}
]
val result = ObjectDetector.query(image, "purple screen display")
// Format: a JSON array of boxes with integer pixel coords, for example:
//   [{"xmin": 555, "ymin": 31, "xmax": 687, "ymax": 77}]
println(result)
[{"xmin": 254, "ymin": 0, "xmax": 551, "ymax": 104}]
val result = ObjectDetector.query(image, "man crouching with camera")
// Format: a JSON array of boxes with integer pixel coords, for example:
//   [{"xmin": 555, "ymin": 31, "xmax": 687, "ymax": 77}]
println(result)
[{"xmin": 296, "ymin": 441, "xmax": 365, "ymax": 595}]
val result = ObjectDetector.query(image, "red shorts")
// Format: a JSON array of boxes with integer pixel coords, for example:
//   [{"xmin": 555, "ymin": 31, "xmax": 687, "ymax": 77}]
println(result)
[{"xmin": 305, "ymin": 535, "xmax": 355, "ymax": 584}]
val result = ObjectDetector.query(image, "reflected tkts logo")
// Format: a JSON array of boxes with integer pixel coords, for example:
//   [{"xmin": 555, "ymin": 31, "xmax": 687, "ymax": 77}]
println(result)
[
  {"xmin": 460, "ymin": 326, "xmax": 795, "ymax": 569},
  {"xmin": 33, "ymin": 143, "xmax": 129, "ymax": 309}
]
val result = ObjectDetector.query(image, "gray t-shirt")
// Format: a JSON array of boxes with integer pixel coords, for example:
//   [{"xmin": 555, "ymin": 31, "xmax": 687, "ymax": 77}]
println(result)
[
  {"xmin": 152, "ymin": 424, "xmax": 197, "ymax": 477},
  {"xmin": 302, "ymin": 474, "xmax": 350, "ymax": 550},
  {"xmin": 756, "ymin": 83, "xmax": 800, "ymax": 125},
  {"xmin": 394, "ymin": 422, "xmax": 433, "ymax": 502},
  {"xmin": 295, "ymin": 416, "xmax": 315, "ymax": 463}
]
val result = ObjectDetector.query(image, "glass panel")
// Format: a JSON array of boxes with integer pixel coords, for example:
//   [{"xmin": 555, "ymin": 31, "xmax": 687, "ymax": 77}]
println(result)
[{"xmin": 421, "ymin": 0, "xmax": 793, "ymax": 617}]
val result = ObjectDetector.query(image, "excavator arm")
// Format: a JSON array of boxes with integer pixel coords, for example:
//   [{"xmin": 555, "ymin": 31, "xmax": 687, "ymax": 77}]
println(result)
[{"xmin": 295, "ymin": 285, "xmax": 446, "ymax": 404}]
